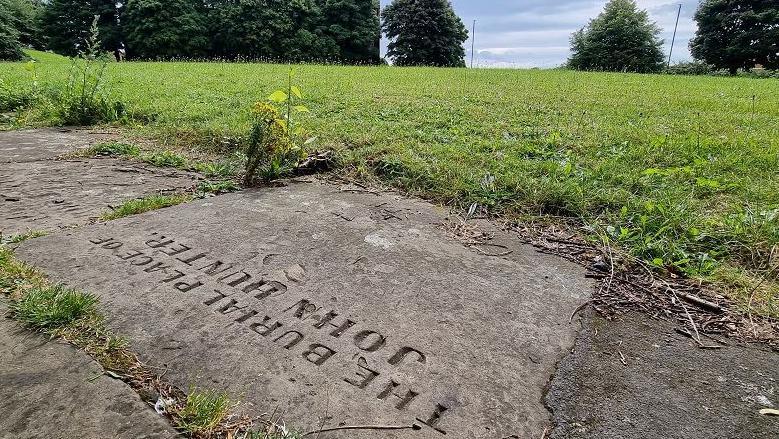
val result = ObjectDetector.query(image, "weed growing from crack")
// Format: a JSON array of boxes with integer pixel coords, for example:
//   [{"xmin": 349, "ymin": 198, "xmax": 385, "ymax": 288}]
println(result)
[
  {"xmin": 140, "ymin": 150, "xmax": 189, "ymax": 168},
  {"xmin": 174, "ymin": 388, "xmax": 231, "ymax": 436},
  {"xmin": 57, "ymin": 16, "xmax": 125, "ymax": 125},
  {"xmin": 197, "ymin": 180, "xmax": 238, "ymax": 195},
  {"xmin": 8, "ymin": 283, "xmax": 97, "ymax": 330},
  {"xmin": 0, "ymin": 230, "xmax": 47, "ymax": 245},
  {"xmin": 101, "ymin": 193, "xmax": 193, "ymax": 221}
]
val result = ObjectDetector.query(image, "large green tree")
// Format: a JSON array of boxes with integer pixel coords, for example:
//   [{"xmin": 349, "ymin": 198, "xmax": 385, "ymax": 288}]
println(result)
[
  {"xmin": 315, "ymin": 0, "xmax": 380, "ymax": 63},
  {"xmin": 39, "ymin": 0, "xmax": 122, "ymax": 56},
  {"xmin": 381, "ymin": 0, "xmax": 468, "ymax": 67},
  {"xmin": 690, "ymin": 0, "xmax": 779, "ymax": 74},
  {"xmin": 208, "ymin": 0, "xmax": 377, "ymax": 62},
  {"xmin": 123, "ymin": 0, "xmax": 209, "ymax": 59},
  {"xmin": 4, "ymin": 0, "xmax": 45, "ymax": 49},
  {"xmin": 0, "ymin": 1, "xmax": 26, "ymax": 60},
  {"xmin": 209, "ymin": 0, "xmax": 323, "ymax": 60},
  {"xmin": 568, "ymin": 0, "xmax": 664, "ymax": 73}
]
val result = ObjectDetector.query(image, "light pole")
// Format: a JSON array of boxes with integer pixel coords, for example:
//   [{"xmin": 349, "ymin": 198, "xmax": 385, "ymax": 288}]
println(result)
[
  {"xmin": 470, "ymin": 19, "xmax": 476, "ymax": 68},
  {"xmin": 667, "ymin": 4, "xmax": 682, "ymax": 68}
]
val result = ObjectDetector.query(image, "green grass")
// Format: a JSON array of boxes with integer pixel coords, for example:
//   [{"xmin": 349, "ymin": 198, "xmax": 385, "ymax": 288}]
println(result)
[
  {"xmin": 174, "ymin": 388, "xmax": 231, "ymax": 435},
  {"xmin": 83, "ymin": 142, "xmax": 240, "ymax": 181},
  {"xmin": 2, "ymin": 50, "xmax": 778, "ymax": 317},
  {"xmin": 9, "ymin": 284, "xmax": 97, "ymax": 330},
  {"xmin": 102, "ymin": 194, "xmax": 193, "ymax": 220},
  {"xmin": 0, "ymin": 230, "xmax": 47, "ymax": 245}
]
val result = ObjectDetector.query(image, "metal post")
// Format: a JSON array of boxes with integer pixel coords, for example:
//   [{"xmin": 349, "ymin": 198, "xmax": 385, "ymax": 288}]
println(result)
[
  {"xmin": 470, "ymin": 19, "xmax": 476, "ymax": 68},
  {"xmin": 667, "ymin": 4, "xmax": 682, "ymax": 68}
]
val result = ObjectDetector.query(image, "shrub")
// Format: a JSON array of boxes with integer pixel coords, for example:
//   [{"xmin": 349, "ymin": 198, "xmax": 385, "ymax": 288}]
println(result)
[
  {"xmin": 243, "ymin": 68, "xmax": 311, "ymax": 185},
  {"xmin": 56, "ymin": 16, "xmax": 125, "ymax": 125},
  {"xmin": 665, "ymin": 61, "xmax": 717, "ymax": 76}
]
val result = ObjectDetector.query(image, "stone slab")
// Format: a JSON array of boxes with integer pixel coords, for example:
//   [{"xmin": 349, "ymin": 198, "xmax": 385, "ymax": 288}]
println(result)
[
  {"xmin": 0, "ymin": 128, "xmax": 101, "ymax": 163},
  {"xmin": 0, "ymin": 302, "xmax": 177, "ymax": 439},
  {"xmin": 0, "ymin": 158, "xmax": 199, "ymax": 236},
  {"xmin": 16, "ymin": 180, "xmax": 593, "ymax": 438},
  {"xmin": 547, "ymin": 311, "xmax": 779, "ymax": 439}
]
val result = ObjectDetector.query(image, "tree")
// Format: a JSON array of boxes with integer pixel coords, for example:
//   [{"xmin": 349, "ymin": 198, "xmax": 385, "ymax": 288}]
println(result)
[
  {"xmin": 381, "ymin": 0, "xmax": 468, "ymax": 67},
  {"xmin": 315, "ymin": 0, "xmax": 380, "ymax": 63},
  {"xmin": 568, "ymin": 0, "xmax": 664, "ymax": 73},
  {"xmin": 123, "ymin": 0, "xmax": 209, "ymax": 59},
  {"xmin": 4, "ymin": 0, "xmax": 45, "ymax": 49},
  {"xmin": 208, "ymin": 0, "xmax": 317, "ymax": 60},
  {"xmin": 690, "ymin": 0, "xmax": 779, "ymax": 74},
  {"xmin": 39, "ymin": 0, "xmax": 122, "ymax": 56},
  {"xmin": 0, "ymin": 1, "xmax": 26, "ymax": 60}
]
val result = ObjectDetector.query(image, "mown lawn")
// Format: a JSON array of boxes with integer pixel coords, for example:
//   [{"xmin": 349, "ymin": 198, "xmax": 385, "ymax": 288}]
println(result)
[{"xmin": 2, "ymin": 51, "xmax": 778, "ymax": 317}]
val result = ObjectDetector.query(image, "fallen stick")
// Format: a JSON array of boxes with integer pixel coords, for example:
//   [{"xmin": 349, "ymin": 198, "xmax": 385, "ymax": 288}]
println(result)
[
  {"xmin": 569, "ymin": 301, "xmax": 591, "ymax": 323},
  {"xmin": 302, "ymin": 424, "xmax": 421, "ymax": 437},
  {"xmin": 676, "ymin": 291, "xmax": 723, "ymax": 314}
]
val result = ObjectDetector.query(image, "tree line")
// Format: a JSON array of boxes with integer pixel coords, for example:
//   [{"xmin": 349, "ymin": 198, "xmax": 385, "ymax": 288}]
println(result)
[
  {"xmin": 2, "ymin": 0, "xmax": 381, "ymax": 63},
  {"xmin": 1, "ymin": 0, "xmax": 777, "ymax": 75}
]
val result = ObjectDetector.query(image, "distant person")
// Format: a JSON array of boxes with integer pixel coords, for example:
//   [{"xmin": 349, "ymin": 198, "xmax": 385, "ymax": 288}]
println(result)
[{"xmin": 115, "ymin": 44, "xmax": 126, "ymax": 62}]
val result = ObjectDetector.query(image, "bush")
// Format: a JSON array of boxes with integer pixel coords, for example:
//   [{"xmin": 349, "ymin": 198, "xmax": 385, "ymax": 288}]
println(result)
[
  {"xmin": 0, "ymin": 6, "xmax": 25, "ymax": 61},
  {"xmin": 55, "ymin": 16, "xmax": 125, "ymax": 125},
  {"xmin": 665, "ymin": 61, "xmax": 717, "ymax": 76},
  {"xmin": 665, "ymin": 61, "xmax": 779, "ymax": 79},
  {"xmin": 244, "ymin": 102, "xmax": 299, "ymax": 185},
  {"xmin": 243, "ymin": 69, "xmax": 311, "ymax": 185}
]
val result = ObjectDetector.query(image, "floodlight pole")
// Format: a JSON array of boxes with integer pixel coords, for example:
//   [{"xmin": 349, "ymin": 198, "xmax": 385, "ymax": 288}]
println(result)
[
  {"xmin": 667, "ymin": 4, "xmax": 682, "ymax": 68},
  {"xmin": 470, "ymin": 19, "xmax": 476, "ymax": 68}
]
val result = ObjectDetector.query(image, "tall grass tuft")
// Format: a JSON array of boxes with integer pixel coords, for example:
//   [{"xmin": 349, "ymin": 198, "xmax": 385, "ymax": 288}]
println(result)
[
  {"xmin": 9, "ymin": 284, "xmax": 97, "ymax": 330},
  {"xmin": 101, "ymin": 194, "xmax": 193, "ymax": 220},
  {"xmin": 174, "ymin": 388, "xmax": 231, "ymax": 435}
]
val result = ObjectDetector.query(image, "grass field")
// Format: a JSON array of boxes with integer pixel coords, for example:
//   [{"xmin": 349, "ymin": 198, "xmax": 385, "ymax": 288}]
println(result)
[{"xmin": 2, "ymin": 51, "xmax": 778, "ymax": 317}]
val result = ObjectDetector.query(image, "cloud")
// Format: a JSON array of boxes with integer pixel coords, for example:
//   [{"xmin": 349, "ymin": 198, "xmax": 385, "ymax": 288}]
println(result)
[{"xmin": 379, "ymin": 0, "xmax": 699, "ymax": 67}]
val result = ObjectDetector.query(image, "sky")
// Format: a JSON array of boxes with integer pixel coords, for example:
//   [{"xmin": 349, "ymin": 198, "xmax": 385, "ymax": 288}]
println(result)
[{"xmin": 379, "ymin": 0, "xmax": 700, "ymax": 68}]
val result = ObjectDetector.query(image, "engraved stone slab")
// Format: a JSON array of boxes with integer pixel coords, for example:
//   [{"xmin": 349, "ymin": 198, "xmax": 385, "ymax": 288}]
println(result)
[
  {"xmin": 0, "ymin": 158, "xmax": 199, "ymax": 236},
  {"xmin": 16, "ymin": 180, "xmax": 593, "ymax": 438}
]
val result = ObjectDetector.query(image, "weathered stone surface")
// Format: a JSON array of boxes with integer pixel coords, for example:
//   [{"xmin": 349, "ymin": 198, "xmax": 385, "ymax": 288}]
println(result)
[
  {"xmin": 0, "ymin": 302, "xmax": 177, "ymax": 439},
  {"xmin": 16, "ymin": 180, "xmax": 593, "ymax": 438},
  {"xmin": 547, "ymin": 311, "xmax": 779, "ymax": 439},
  {"xmin": 0, "ymin": 128, "xmax": 100, "ymax": 163},
  {"xmin": 0, "ymin": 158, "xmax": 198, "ymax": 236}
]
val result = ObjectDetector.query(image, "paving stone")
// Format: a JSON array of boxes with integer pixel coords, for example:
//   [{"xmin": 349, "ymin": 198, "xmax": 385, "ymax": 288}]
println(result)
[
  {"xmin": 16, "ymin": 180, "xmax": 593, "ymax": 438},
  {"xmin": 0, "ymin": 158, "xmax": 198, "ymax": 236},
  {"xmin": 0, "ymin": 302, "xmax": 178, "ymax": 439},
  {"xmin": 0, "ymin": 128, "xmax": 100, "ymax": 163}
]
